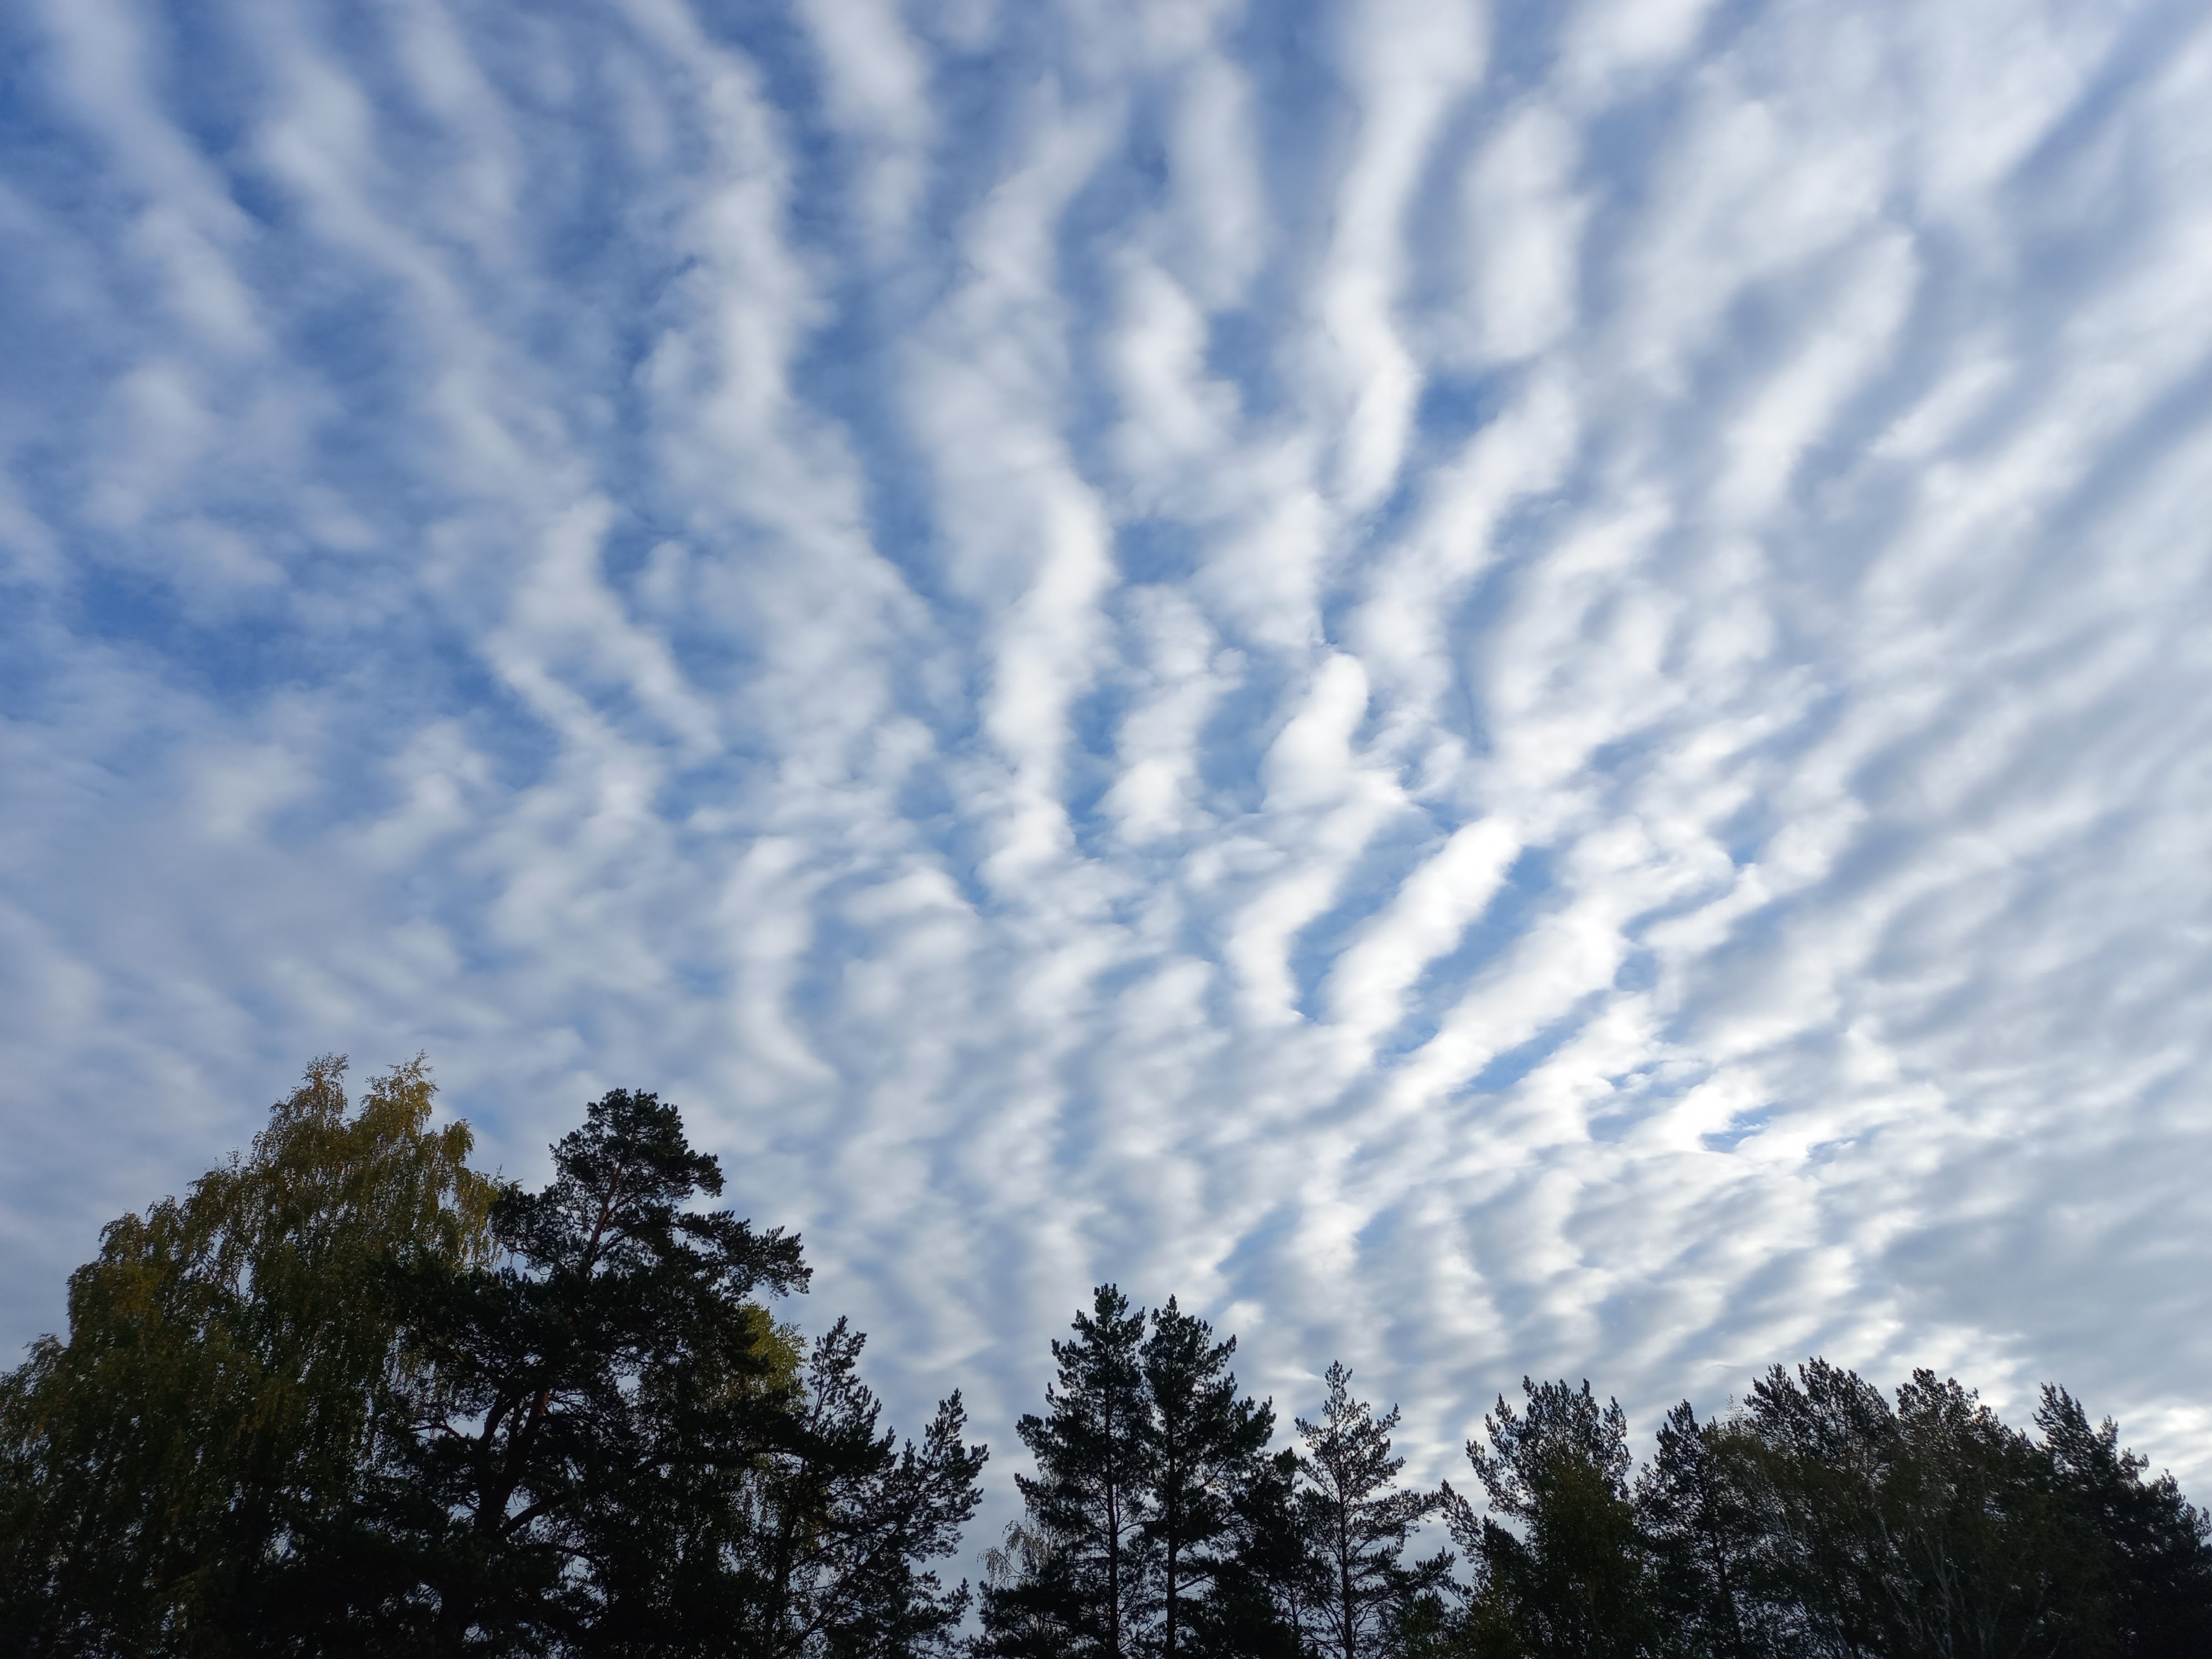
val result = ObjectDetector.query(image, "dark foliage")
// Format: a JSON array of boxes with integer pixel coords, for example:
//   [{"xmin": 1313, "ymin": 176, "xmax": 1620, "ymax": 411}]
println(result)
[
  {"xmin": 6, "ymin": 1063, "xmax": 2211, "ymax": 1659},
  {"xmin": 0, "ymin": 1058, "xmax": 494, "ymax": 1657},
  {"xmin": 1144, "ymin": 1300, "xmax": 1276, "ymax": 1659},
  {"xmin": 338, "ymin": 1086, "xmax": 815, "ymax": 1652},
  {"xmin": 2037, "ymin": 1386, "xmax": 2212, "ymax": 1659},
  {"xmin": 0, "ymin": 1067, "xmax": 981, "ymax": 1659},
  {"xmin": 1635, "ymin": 1402, "xmax": 1768, "ymax": 1659},
  {"xmin": 1447, "ymin": 1379, "xmax": 1653, "ymax": 1659},
  {"xmin": 980, "ymin": 1297, "xmax": 1407, "ymax": 1659},
  {"xmin": 1614, "ymin": 1361, "xmax": 2212, "ymax": 1659},
  {"xmin": 1197, "ymin": 1447, "xmax": 1319, "ymax": 1659},
  {"xmin": 979, "ymin": 1285, "xmax": 1159, "ymax": 1659},
  {"xmin": 1296, "ymin": 1364, "xmax": 1446, "ymax": 1659}
]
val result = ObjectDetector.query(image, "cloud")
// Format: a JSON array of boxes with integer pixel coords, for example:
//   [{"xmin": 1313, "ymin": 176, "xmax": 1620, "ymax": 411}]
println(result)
[{"xmin": 6, "ymin": 0, "xmax": 2212, "ymax": 1552}]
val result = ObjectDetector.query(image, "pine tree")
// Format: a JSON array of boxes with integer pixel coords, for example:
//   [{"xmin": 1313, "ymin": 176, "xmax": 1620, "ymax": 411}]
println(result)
[
  {"xmin": 1634, "ymin": 1403, "xmax": 1766, "ymax": 1659},
  {"xmin": 348, "ymin": 1086, "xmax": 816, "ymax": 1654},
  {"xmin": 2037, "ymin": 1386, "xmax": 2212, "ymax": 1658},
  {"xmin": 1202, "ymin": 1446, "xmax": 1320, "ymax": 1658},
  {"xmin": 706, "ymin": 1320, "xmax": 987, "ymax": 1658},
  {"xmin": 983, "ymin": 1286, "xmax": 1159, "ymax": 1659},
  {"xmin": 1296, "ymin": 1363, "xmax": 1442, "ymax": 1659},
  {"xmin": 1446, "ymin": 1378, "xmax": 1653, "ymax": 1659},
  {"xmin": 1142, "ymin": 1298, "xmax": 1275, "ymax": 1659}
]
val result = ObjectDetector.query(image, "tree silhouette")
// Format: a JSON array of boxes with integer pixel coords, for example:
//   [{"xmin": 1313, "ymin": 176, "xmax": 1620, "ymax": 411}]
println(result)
[{"xmin": 1296, "ymin": 1362, "xmax": 1443, "ymax": 1659}]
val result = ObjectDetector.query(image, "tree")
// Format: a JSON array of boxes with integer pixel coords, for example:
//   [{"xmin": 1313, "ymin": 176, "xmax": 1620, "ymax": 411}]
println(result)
[
  {"xmin": 1199, "ymin": 1446, "xmax": 1319, "ymax": 1658},
  {"xmin": 980, "ymin": 1520, "xmax": 1088, "ymax": 1659},
  {"xmin": 1142, "ymin": 1298, "xmax": 1275, "ymax": 1659},
  {"xmin": 0, "ymin": 1056, "xmax": 495, "ymax": 1657},
  {"xmin": 980, "ymin": 1286, "xmax": 1157, "ymax": 1659},
  {"xmin": 1446, "ymin": 1379, "xmax": 1653, "ymax": 1659},
  {"xmin": 1727, "ymin": 1360, "xmax": 2099, "ymax": 1659},
  {"xmin": 1730, "ymin": 1358, "xmax": 1898, "ymax": 1657},
  {"xmin": 1634, "ymin": 1403, "xmax": 1768, "ymax": 1659},
  {"xmin": 664, "ymin": 1319, "xmax": 985, "ymax": 1658},
  {"xmin": 1880, "ymin": 1370, "xmax": 2089, "ymax": 1659},
  {"xmin": 338, "ymin": 1086, "xmax": 831, "ymax": 1654},
  {"xmin": 0, "ymin": 1057, "xmax": 498, "ymax": 1655},
  {"xmin": 2037, "ymin": 1386, "xmax": 2212, "ymax": 1658},
  {"xmin": 1296, "ymin": 1363, "xmax": 1442, "ymax": 1659},
  {"xmin": 1, "ymin": 1068, "xmax": 983, "ymax": 1658}
]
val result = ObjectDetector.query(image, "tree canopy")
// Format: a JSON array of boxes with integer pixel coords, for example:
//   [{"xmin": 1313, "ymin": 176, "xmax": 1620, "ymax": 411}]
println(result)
[
  {"xmin": 0, "ymin": 1061, "xmax": 982, "ymax": 1659},
  {"xmin": 6, "ymin": 1061, "xmax": 2209, "ymax": 1659}
]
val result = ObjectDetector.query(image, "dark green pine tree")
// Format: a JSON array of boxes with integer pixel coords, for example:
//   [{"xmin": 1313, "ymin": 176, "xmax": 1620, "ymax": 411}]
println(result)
[
  {"xmin": 345, "ymin": 1087, "xmax": 815, "ymax": 1654},
  {"xmin": 1633, "ymin": 1402, "xmax": 1767, "ymax": 1659},
  {"xmin": 1142, "ymin": 1298, "xmax": 1276, "ymax": 1659},
  {"xmin": 1297, "ymin": 1363, "xmax": 1443, "ymax": 1659},
  {"xmin": 708, "ymin": 1319, "xmax": 988, "ymax": 1659},
  {"xmin": 335, "ymin": 1086, "xmax": 985, "ymax": 1657},
  {"xmin": 1446, "ymin": 1378, "xmax": 1655, "ymax": 1659},
  {"xmin": 2036, "ymin": 1386, "xmax": 2212, "ymax": 1658},
  {"xmin": 1203, "ymin": 1446, "xmax": 1322, "ymax": 1658},
  {"xmin": 982, "ymin": 1286, "xmax": 1159, "ymax": 1659}
]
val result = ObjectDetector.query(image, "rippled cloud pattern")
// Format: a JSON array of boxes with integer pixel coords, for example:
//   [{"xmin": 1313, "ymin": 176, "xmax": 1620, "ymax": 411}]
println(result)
[{"xmin": 6, "ymin": 0, "xmax": 2212, "ymax": 1503}]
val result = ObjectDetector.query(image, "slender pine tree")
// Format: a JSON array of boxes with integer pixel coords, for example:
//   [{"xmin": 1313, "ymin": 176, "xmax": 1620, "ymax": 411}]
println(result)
[
  {"xmin": 982, "ymin": 1286, "xmax": 1158, "ymax": 1659},
  {"xmin": 1296, "ymin": 1363, "xmax": 1442, "ymax": 1659},
  {"xmin": 1143, "ymin": 1298, "xmax": 1275, "ymax": 1658}
]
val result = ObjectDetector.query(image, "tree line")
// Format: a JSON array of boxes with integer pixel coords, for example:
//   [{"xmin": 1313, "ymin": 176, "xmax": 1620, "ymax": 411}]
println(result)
[
  {"xmin": 3, "ymin": 1062, "xmax": 2207, "ymax": 1658},
  {"xmin": 983, "ymin": 1291, "xmax": 2212, "ymax": 1659}
]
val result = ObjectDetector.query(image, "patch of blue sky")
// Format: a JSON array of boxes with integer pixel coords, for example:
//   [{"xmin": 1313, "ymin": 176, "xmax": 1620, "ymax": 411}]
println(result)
[
  {"xmin": 1284, "ymin": 813, "xmax": 1469, "ymax": 1020},
  {"xmin": 1366, "ymin": 844, "xmax": 1560, "ymax": 1065},
  {"xmin": 863, "ymin": 7, "xmax": 1108, "ymax": 337},
  {"xmin": 1465, "ymin": 1000, "xmax": 1609, "ymax": 1099},
  {"xmin": 1110, "ymin": 518, "xmax": 1203, "ymax": 590},
  {"xmin": 1198, "ymin": 307, "xmax": 1294, "ymax": 432},
  {"xmin": 1185, "ymin": 654, "xmax": 1302, "ymax": 813},
  {"xmin": 1699, "ymin": 1114, "xmax": 1770, "ymax": 1154},
  {"xmin": 1413, "ymin": 372, "xmax": 1520, "ymax": 456},
  {"xmin": 1222, "ymin": 1, "xmax": 1352, "ymax": 289},
  {"xmin": 1208, "ymin": 1201, "xmax": 1310, "ymax": 1315}
]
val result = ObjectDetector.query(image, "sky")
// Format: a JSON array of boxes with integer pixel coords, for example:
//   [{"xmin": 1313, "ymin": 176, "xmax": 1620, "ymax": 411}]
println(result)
[{"xmin": 5, "ymin": 0, "xmax": 2212, "ymax": 1536}]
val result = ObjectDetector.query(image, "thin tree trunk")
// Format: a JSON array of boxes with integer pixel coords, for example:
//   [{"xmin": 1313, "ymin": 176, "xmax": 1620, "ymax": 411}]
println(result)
[{"xmin": 1108, "ymin": 1478, "xmax": 1122, "ymax": 1659}]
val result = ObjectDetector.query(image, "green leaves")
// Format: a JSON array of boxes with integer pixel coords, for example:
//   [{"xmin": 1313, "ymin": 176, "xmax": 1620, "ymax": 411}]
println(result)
[
  {"xmin": 1449, "ymin": 1380, "xmax": 1651, "ymax": 1659},
  {"xmin": 8, "ymin": 1071, "xmax": 2212, "ymax": 1659},
  {"xmin": 0, "ymin": 1064, "xmax": 982, "ymax": 1659},
  {"xmin": 0, "ymin": 1055, "xmax": 494, "ymax": 1655}
]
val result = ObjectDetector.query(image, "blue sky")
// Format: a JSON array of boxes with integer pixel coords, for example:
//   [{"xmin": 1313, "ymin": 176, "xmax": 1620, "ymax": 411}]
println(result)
[{"xmin": 7, "ymin": 0, "xmax": 2212, "ymax": 1535}]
